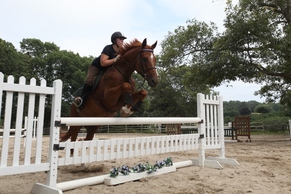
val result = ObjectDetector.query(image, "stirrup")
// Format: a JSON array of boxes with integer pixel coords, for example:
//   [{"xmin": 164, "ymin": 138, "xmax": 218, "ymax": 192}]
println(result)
[{"xmin": 73, "ymin": 97, "xmax": 83, "ymax": 107}]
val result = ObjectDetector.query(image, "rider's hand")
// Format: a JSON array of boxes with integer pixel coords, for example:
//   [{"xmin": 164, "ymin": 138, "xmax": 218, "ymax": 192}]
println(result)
[{"xmin": 114, "ymin": 55, "xmax": 121, "ymax": 62}]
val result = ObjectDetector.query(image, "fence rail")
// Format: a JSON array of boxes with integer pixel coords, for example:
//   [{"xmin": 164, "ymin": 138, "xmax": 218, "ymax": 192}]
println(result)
[{"xmin": 250, "ymin": 122, "xmax": 289, "ymax": 132}]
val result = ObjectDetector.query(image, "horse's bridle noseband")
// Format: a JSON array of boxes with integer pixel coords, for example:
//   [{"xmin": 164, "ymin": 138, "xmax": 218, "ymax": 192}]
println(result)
[{"xmin": 138, "ymin": 49, "xmax": 157, "ymax": 77}]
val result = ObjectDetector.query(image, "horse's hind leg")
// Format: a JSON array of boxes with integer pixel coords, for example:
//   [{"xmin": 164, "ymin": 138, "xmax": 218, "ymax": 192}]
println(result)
[
  {"xmin": 85, "ymin": 126, "xmax": 99, "ymax": 140},
  {"xmin": 59, "ymin": 125, "xmax": 71, "ymax": 142},
  {"xmin": 70, "ymin": 126, "xmax": 80, "ymax": 142},
  {"xmin": 60, "ymin": 132, "xmax": 70, "ymax": 142},
  {"xmin": 69, "ymin": 126, "xmax": 81, "ymax": 156}
]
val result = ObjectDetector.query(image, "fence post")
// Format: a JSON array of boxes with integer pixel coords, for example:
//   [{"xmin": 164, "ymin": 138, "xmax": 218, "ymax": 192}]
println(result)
[
  {"xmin": 46, "ymin": 79, "xmax": 63, "ymax": 188},
  {"xmin": 197, "ymin": 93, "xmax": 205, "ymax": 167},
  {"xmin": 218, "ymin": 95, "xmax": 225, "ymax": 158},
  {"xmin": 0, "ymin": 72, "xmax": 3, "ymax": 123}
]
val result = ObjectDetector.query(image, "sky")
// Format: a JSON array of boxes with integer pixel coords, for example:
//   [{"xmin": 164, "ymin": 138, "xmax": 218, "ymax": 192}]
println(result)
[{"xmin": 0, "ymin": 0, "xmax": 265, "ymax": 102}]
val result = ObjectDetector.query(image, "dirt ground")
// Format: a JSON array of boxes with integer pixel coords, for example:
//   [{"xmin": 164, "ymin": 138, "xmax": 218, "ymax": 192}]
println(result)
[{"xmin": 0, "ymin": 134, "xmax": 291, "ymax": 194}]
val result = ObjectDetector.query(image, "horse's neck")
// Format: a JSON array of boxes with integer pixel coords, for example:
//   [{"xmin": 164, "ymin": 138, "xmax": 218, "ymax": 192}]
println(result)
[{"xmin": 116, "ymin": 50, "xmax": 138, "ymax": 79}]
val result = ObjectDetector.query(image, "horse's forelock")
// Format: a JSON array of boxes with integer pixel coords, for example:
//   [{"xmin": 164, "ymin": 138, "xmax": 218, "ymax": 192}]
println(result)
[{"xmin": 119, "ymin": 39, "xmax": 142, "ymax": 55}]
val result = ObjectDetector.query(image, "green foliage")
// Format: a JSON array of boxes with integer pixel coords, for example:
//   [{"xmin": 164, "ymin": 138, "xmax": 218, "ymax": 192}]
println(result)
[
  {"xmin": 224, "ymin": 116, "xmax": 234, "ymax": 123},
  {"xmin": 224, "ymin": 110, "xmax": 239, "ymax": 118},
  {"xmin": 0, "ymin": 38, "xmax": 94, "ymax": 125},
  {"xmin": 237, "ymin": 102, "xmax": 251, "ymax": 115},
  {"xmin": 156, "ymin": 1, "xmax": 291, "ymax": 107},
  {"xmin": 17, "ymin": 38, "xmax": 93, "ymax": 117},
  {"xmin": 239, "ymin": 107, "xmax": 251, "ymax": 115},
  {"xmin": 223, "ymin": 100, "xmax": 291, "ymax": 130},
  {"xmin": 258, "ymin": 115, "xmax": 290, "ymax": 132},
  {"xmin": 110, "ymin": 158, "xmax": 173, "ymax": 177},
  {"xmin": 219, "ymin": 0, "xmax": 291, "ymax": 105},
  {"xmin": 0, "ymin": 38, "xmax": 30, "ymax": 78},
  {"xmin": 255, "ymin": 104, "xmax": 272, "ymax": 114},
  {"xmin": 145, "ymin": 68, "xmax": 209, "ymax": 117}
]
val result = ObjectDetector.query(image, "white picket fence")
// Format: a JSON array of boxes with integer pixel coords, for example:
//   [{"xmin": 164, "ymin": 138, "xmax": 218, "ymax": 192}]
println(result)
[
  {"xmin": 0, "ymin": 116, "xmax": 37, "ymax": 140},
  {"xmin": 0, "ymin": 72, "xmax": 239, "ymax": 194}
]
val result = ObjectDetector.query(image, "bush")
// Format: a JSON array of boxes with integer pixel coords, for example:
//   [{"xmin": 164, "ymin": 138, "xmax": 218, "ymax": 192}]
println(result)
[{"xmin": 260, "ymin": 116, "xmax": 289, "ymax": 132}]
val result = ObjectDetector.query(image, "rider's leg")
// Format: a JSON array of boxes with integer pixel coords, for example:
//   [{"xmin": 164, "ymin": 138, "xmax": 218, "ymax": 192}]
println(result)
[
  {"xmin": 77, "ymin": 83, "xmax": 92, "ymax": 109},
  {"xmin": 75, "ymin": 65, "xmax": 100, "ymax": 109}
]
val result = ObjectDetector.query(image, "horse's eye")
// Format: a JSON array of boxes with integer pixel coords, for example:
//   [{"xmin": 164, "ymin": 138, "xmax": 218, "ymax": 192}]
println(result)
[{"xmin": 142, "ymin": 58, "xmax": 148, "ymax": 62}]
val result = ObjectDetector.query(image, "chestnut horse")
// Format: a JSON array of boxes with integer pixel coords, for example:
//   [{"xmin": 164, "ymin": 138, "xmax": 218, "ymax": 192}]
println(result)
[{"xmin": 60, "ymin": 38, "xmax": 158, "ymax": 144}]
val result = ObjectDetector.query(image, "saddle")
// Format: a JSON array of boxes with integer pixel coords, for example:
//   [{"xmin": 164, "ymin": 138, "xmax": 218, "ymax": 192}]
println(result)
[{"xmin": 75, "ymin": 72, "xmax": 103, "ymax": 97}]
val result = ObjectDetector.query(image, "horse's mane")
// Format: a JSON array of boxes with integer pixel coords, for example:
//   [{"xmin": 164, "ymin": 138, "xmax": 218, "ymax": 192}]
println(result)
[{"xmin": 119, "ymin": 39, "xmax": 141, "ymax": 55}]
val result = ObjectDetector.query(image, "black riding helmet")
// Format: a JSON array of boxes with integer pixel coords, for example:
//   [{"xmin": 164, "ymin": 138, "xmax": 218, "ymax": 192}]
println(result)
[{"xmin": 111, "ymin": 31, "xmax": 127, "ymax": 44}]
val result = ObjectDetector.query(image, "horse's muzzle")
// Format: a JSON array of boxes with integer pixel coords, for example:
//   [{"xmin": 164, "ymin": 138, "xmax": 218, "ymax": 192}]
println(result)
[{"xmin": 147, "ymin": 77, "xmax": 158, "ymax": 87}]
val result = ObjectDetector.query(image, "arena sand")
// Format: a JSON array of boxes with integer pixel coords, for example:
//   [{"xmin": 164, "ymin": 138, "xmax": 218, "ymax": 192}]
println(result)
[{"xmin": 0, "ymin": 134, "xmax": 290, "ymax": 194}]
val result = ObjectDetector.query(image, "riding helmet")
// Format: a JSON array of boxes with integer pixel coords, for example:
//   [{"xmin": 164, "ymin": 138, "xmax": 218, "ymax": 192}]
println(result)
[{"xmin": 111, "ymin": 31, "xmax": 127, "ymax": 44}]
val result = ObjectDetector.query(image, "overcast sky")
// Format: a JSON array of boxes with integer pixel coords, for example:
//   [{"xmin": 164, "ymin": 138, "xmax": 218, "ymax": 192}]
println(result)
[{"xmin": 0, "ymin": 0, "xmax": 265, "ymax": 102}]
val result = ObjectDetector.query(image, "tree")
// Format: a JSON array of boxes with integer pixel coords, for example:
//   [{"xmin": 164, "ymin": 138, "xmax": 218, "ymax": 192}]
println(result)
[
  {"xmin": 239, "ymin": 102, "xmax": 251, "ymax": 115},
  {"xmin": 155, "ymin": 20, "xmax": 216, "ymax": 117},
  {"xmin": 255, "ymin": 104, "xmax": 272, "ymax": 114},
  {"xmin": 19, "ymin": 38, "xmax": 92, "ymax": 119},
  {"xmin": 159, "ymin": 0, "xmax": 291, "ymax": 106},
  {"xmin": 247, "ymin": 100, "xmax": 261, "ymax": 112},
  {"xmin": 224, "ymin": 100, "xmax": 241, "ymax": 112},
  {"xmin": 195, "ymin": 0, "xmax": 291, "ymax": 105},
  {"xmin": 0, "ymin": 38, "xmax": 30, "ymax": 78},
  {"xmin": 224, "ymin": 110, "xmax": 239, "ymax": 118}
]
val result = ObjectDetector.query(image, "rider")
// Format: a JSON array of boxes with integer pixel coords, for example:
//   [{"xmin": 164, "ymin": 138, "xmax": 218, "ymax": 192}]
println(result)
[{"xmin": 74, "ymin": 31, "xmax": 127, "ymax": 110}]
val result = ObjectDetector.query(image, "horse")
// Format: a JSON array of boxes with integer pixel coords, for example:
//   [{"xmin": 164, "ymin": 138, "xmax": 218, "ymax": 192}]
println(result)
[{"xmin": 60, "ymin": 38, "xmax": 158, "ymax": 148}]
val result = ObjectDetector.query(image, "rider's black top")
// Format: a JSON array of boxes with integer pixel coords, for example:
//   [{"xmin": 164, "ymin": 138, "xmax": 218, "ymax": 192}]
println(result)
[{"xmin": 91, "ymin": 44, "xmax": 117, "ymax": 71}]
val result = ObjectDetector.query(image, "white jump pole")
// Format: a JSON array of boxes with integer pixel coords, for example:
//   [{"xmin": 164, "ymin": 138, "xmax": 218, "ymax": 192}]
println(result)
[{"xmin": 60, "ymin": 117, "xmax": 202, "ymax": 126}]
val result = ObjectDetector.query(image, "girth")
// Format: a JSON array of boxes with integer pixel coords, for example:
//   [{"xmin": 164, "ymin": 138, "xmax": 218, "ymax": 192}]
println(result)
[{"xmin": 91, "ymin": 92, "xmax": 120, "ymax": 113}]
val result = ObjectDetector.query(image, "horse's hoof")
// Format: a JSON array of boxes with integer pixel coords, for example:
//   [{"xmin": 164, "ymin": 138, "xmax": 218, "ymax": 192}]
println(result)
[{"xmin": 120, "ymin": 106, "xmax": 133, "ymax": 117}]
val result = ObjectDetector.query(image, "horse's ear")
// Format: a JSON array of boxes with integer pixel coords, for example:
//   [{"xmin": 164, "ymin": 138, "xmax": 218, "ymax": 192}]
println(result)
[
  {"xmin": 142, "ymin": 38, "xmax": 147, "ymax": 48},
  {"xmin": 151, "ymin": 41, "xmax": 157, "ymax": 49}
]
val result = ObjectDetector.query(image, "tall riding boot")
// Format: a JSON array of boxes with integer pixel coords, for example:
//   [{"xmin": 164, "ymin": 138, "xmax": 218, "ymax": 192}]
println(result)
[{"xmin": 77, "ymin": 84, "xmax": 92, "ymax": 110}]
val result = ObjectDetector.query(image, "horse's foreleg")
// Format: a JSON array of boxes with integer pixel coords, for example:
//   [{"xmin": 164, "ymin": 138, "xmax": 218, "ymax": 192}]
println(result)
[
  {"xmin": 120, "ymin": 89, "xmax": 147, "ymax": 117},
  {"xmin": 104, "ymin": 83, "xmax": 132, "ymax": 106},
  {"xmin": 120, "ymin": 104, "xmax": 134, "ymax": 117},
  {"xmin": 131, "ymin": 89, "xmax": 147, "ymax": 111}
]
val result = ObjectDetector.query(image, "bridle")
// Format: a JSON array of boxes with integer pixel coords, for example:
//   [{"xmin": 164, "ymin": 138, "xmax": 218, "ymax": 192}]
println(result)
[
  {"xmin": 116, "ymin": 48, "xmax": 157, "ymax": 81},
  {"xmin": 138, "ymin": 48, "xmax": 157, "ymax": 77}
]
